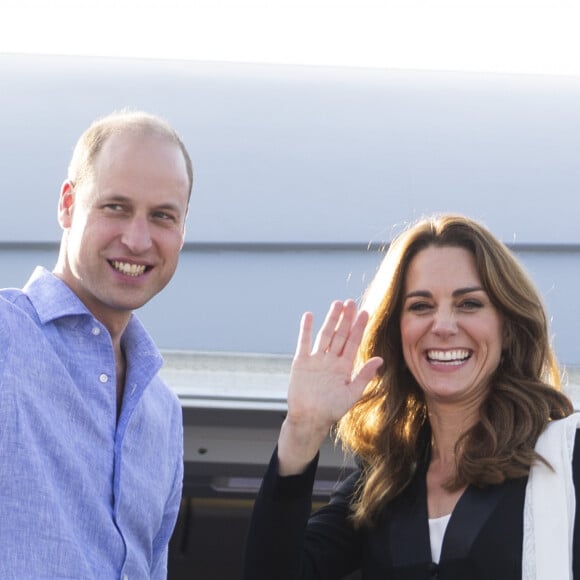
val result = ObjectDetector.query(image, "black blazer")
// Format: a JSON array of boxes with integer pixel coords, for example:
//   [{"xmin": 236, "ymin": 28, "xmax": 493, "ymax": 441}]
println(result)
[{"xmin": 243, "ymin": 431, "xmax": 580, "ymax": 580}]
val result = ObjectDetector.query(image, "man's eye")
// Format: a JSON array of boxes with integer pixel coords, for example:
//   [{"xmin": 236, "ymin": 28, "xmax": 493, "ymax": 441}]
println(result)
[{"xmin": 153, "ymin": 211, "xmax": 176, "ymax": 221}]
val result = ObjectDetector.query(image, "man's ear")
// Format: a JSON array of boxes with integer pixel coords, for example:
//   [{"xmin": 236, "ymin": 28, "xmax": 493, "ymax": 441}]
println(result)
[{"xmin": 58, "ymin": 181, "xmax": 75, "ymax": 228}]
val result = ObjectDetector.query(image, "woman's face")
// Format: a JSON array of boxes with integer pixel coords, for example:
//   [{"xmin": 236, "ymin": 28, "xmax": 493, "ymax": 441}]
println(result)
[{"xmin": 399, "ymin": 245, "xmax": 504, "ymax": 407}]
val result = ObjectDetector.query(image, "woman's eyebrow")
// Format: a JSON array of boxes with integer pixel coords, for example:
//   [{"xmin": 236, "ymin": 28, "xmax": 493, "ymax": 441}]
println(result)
[
  {"xmin": 404, "ymin": 286, "xmax": 485, "ymax": 300},
  {"xmin": 452, "ymin": 286, "xmax": 484, "ymax": 297}
]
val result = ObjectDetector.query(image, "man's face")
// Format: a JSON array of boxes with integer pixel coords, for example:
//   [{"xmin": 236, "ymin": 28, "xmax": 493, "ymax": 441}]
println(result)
[{"xmin": 55, "ymin": 131, "xmax": 190, "ymax": 331}]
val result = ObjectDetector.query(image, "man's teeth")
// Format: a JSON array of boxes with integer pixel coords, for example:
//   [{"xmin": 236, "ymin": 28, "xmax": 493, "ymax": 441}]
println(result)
[
  {"xmin": 427, "ymin": 349, "xmax": 470, "ymax": 364},
  {"xmin": 112, "ymin": 261, "xmax": 146, "ymax": 277}
]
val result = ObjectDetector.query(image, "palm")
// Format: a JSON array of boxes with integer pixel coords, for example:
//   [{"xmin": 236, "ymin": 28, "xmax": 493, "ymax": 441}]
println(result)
[{"xmin": 287, "ymin": 300, "xmax": 383, "ymax": 431}]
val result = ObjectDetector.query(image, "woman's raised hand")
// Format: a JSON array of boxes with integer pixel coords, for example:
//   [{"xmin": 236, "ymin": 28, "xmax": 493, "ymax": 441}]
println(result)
[{"xmin": 277, "ymin": 299, "xmax": 383, "ymax": 475}]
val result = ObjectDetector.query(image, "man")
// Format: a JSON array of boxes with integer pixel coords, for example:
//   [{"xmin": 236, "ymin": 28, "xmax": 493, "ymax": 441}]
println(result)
[{"xmin": 0, "ymin": 110, "xmax": 192, "ymax": 578}]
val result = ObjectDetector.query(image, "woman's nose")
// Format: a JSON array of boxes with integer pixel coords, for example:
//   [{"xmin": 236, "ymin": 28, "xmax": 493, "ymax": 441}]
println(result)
[{"xmin": 431, "ymin": 308, "xmax": 458, "ymax": 337}]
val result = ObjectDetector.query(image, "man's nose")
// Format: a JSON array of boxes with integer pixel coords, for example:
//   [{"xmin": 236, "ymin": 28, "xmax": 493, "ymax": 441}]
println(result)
[{"xmin": 121, "ymin": 215, "xmax": 153, "ymax": 253}]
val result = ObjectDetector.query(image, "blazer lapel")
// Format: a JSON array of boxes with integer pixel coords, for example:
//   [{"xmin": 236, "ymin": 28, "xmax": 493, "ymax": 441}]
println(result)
[
  {"xmin": 387, "ymin": 466, "xmax": 432, "ymax": 568},
  {"xmin": 441, "ymin": 482, "xmax": 508, "ymax": 561}
]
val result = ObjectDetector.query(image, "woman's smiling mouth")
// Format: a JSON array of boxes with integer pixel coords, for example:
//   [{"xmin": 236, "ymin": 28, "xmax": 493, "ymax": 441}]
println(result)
[{"xmin": 426, "ymin": 349, "xmax": 472, "ymax": 365}]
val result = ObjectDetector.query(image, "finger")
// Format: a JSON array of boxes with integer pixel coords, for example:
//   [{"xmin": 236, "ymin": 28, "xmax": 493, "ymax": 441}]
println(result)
[
  {"xmin": 327, "ymin": 299, "xmax": 357, "ymax": 355},
  {"xmin": 312, "ymin": 300, "xmax": 343, "ymax": 353},
  {"xmin": 294, "ymin": 311, "xmax": 314, "ymax": 358},
  {"xmin": 340, "ymin": 309, "xmax": 370, "ymax": 362}
]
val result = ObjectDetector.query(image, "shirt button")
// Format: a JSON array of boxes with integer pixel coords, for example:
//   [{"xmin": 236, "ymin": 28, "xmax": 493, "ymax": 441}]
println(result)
[
  {"xmin": 123, "ymin": 575, "xmax": 129, "ymax": 580},
  {"xmin": 99, "ymin": 374, "xmax": 109, "ymax": 383},
  {"xmin": 91, "ymin": 326, "xmax": 101, "ymax": 336}
]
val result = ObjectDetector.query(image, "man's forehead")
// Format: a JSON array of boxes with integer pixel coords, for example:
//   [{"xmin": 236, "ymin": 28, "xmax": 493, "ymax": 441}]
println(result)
[{"xmin": 97, "ymin": 130, "xmax": 177, "ymax": 159}]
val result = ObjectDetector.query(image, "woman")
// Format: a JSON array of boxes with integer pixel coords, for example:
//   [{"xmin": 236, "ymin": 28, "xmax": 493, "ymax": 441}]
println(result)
[{"xmin": 243, "ymin": 213, "xmax": 579, "ymax": 579}]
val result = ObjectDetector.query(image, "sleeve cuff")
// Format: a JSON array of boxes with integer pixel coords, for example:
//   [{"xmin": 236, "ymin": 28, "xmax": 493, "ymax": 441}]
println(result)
[{"xmin": 262, "ymin": 445, "xmax": 319, "ymax": 502}]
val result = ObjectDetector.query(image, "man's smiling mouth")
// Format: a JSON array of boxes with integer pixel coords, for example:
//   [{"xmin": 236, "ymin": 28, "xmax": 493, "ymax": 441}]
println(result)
[{"xmin": 110, "ymin": 260, "xmax": 148, "ymax": 277}]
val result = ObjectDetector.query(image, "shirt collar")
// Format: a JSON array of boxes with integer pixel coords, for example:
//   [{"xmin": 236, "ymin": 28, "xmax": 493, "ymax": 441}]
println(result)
[
  {"xmin": 22, "ymin": 266, "xmax": 163, "ymax": 371},
  {"xmin": 23, "ymin": 266, "xmax": 91, "ymax": 324}
]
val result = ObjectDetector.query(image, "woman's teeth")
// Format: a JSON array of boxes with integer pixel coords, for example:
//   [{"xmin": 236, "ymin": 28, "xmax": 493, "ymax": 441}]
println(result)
[{"xmin": 427, "ymin": 349, "xmax": 471, "ymax": 364}]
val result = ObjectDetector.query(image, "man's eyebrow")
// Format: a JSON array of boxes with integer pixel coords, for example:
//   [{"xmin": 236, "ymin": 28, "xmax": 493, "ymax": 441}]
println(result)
[
  {"xmin": 149, "ymin": 201, "xmax": 182, "ymax": 212},
  {"xmin": 101, "ymin": 195, "xmax": 184, "ymax": 213},
  {"xmin": 99, "ymin": 193, "xmax": 130, "ymax": 203}
]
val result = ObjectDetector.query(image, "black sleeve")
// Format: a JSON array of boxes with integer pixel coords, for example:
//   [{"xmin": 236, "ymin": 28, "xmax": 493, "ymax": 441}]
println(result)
[
  {"xmin": 242, "ymin": 447, "xmax": 362, "ymax": 580},
  {"xmin": 573, "ymin": 430, "xmax": 580, "ymax": 578}
]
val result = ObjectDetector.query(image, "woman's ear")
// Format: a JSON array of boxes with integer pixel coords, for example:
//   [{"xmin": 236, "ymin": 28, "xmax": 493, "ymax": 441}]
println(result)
[{"xmin": 58, "ymin": 181, "xmax": 75, "ymax": 228}]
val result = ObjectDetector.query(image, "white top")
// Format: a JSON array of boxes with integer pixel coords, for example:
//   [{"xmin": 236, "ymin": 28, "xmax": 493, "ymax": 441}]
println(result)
[{"xmin": 429, "ymin": 513, "xmax": 451, "ymax": 563}]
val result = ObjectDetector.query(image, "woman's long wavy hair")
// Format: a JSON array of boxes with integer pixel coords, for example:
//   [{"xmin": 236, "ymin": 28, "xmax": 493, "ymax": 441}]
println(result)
[{"xmin": 337, "ymin": 213, "xmax": 574, "ymax": 528}]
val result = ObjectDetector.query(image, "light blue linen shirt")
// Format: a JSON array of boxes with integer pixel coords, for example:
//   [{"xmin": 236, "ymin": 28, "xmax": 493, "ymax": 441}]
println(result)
[{"xmin": 0, "ymin": 267, "xmax": 184, "ymax": 579}]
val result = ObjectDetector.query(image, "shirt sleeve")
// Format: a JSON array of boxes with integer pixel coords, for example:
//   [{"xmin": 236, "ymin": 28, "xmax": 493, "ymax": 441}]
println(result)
[
  {"xmin": 243, "ymin": 446, "xmax": 362, "ymax": 580},
  {"xmin": 150, "ymin": 409, "xmax": 184, "ymax": 579}
]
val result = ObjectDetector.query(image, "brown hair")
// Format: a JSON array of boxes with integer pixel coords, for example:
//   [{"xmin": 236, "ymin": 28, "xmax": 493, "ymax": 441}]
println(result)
[
  {"xmin": 67, "ymin": 109, "xmax": 194, "ymax": 198},
  {"xmin": 337, "ymin": 213, "xmax": 573, "ymax": 527}
]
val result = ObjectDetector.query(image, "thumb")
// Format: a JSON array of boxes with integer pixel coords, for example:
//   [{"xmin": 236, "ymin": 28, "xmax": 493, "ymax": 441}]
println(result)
[{"xmin": 349, "ymin": 356, "xmax": 383, "ymax": 399}]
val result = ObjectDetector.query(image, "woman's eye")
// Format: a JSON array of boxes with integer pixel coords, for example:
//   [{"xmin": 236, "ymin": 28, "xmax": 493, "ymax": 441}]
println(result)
[
  {"xmin": 408, "ymin": 302, "xmax": 432, "ymax": 312},
  {"xmin": 459, "ymin": 299, "xmax": 483, "ymax": 310}
]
